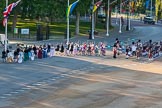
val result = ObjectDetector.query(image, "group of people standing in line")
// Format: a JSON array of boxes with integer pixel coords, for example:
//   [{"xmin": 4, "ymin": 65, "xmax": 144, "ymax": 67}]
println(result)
[
  {"xmin": 1, "ymin": 42, "xmax": 107, "ymax": 63},
  {"xmin": 2, "ymin": 38, "xmax": 162, "ymax": 63},
  {"xmin": 112, "ymin": 38, "xmax": 162, "ymax": 60}
]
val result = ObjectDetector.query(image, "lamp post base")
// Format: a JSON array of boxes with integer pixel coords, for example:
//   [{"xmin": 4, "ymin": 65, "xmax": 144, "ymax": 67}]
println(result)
[{"xmin": 106, "ymin": 33, "xmax": 109, "ymax": 36}]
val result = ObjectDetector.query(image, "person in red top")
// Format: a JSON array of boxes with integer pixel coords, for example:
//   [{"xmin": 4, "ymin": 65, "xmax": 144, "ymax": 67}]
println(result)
[{"xmin": 113, "ymin": 44, "xmax": 117, "ymax": 58}]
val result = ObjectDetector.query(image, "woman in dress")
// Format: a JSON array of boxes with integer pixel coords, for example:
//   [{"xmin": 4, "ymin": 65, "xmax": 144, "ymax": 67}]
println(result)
[
  {"xmin": 60, "ymin": 43, "xmax": 64, "ymax": 56},
  {"xmin": 95, "ymin": 45, "xmax": 99, "ymax": 56},
  {"xmin": 42, "ymin": 45, "xmax": 47, "ymax": 58},
  {"xmin": 50, "ymin": 44, "xmax": 55, "ymax": 57},
  {"xmin": 55, "ymin": 44, "xmax": 60, "ymax": 55},
  {"xmin": 24, "ymin": 47, "xmax": 29, "ymax": 61},
  {"xmin": 113, "ymin": 44, "xmax": 117, "ymax": 58},
  {"xmin": 69, "ymin": 43, "xmax": 74, "ymax": 56},
  {"xmin": 47, "ymin": 44, "xmax": 51, "ymax": 57},
  {"xmin": 33, "ymin": 45, "xmax": 37, "ymax": 57},
  {"xmin": 38, "ymin": 47, "xmax": 42, "ymax": 59},
  {"xmin": 30, "ymin": 49, "xmax": 35, "ymax": 61},
  {"xmin": 73, "ymin": 44, "xmax": 77, "ymax": 56},
  {"xmin": 18, "ymin": 50, "xmax": 24, "ymax": 63}
]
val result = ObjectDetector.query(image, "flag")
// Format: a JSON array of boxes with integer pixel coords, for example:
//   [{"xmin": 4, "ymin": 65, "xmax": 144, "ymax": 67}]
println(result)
[
  {"xmin": 3, "ymin": 0, "xmax": 21, "ymax": 26},
  {"xmin": 3, "ymin": 0, "xmax": 21, "ymax": 18},
  {"xmin": 67, "ymin": 0, "xmax": 79, "ymax": 17},
  {"xmin": 93, "ymin": 0, "xmax": 103, "ymax": 13}
]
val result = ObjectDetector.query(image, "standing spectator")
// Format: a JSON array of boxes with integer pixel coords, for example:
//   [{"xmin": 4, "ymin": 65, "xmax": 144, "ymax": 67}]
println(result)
[
  {"xmin": 60, "ymin": 43, "xmax": 64, "ymax": 56},
  {"xmin": 73, "ymin": 44, "xmax": 77, "ymax": 56},
  {"xmin": 55, "ymin": 44, "xmax": 60, "ymax": 55},
  {"xmin": 113, "ymin": 44, "xmax": 117, "ymax": 58},
  {"xmin": 13, "ymin": 50, "xmax": 18, "ymax": 62},
  {"xmin": 42, "ymin": 45, "xmax": 47, "ymax": 58},
  {"xmin": 131, "ymin": 42, "xmax": 137, "ymax": 56},
  {"xmin": 47, "ymin": 44, "xmax": 51, "ymax": 57},
  {"xmin": 95, "ymin": 45, "xmax": 99, "ymax": 56},
  {"xmin": 137, "ymin": 40, "xmax": 142, "ymax": 48},
  {"xmin": 136, "ymin": 47, "xmax": 141, "ymax": 59},
  {"xmin": 18, "ymin": 50, "xmax": 24, "ymax": 63},
  {"xmin": 38, "ymin": 47, "xmax": 42, "ymax": 59},
  {"xmin": 33, "ymin": 45, "xmax": 37, "ymax": 57},
  {"xmin": 148, "ymin": 47, "xmax": 153, "ymax": 60},
  {"xmin": 50, "ymin": 44, "xmax": 55, "ymax": 57},
  {"xmin": 24, "ymin": 47, "xmax": 29, "ymax": 61},
  {"xmin": 2, "ymin": 50, "xmax": 6, "ymax": 62},
  {"xmin": 30, "ymin": 49, "xmax": 35, "ymax": 61},
  {"xmin": 125, "ymin": 46, "xmax": 129, "ymax": 59},
  {"xmin": 69, "ymin": 42, "xmax": 74, "ymax": 55}
]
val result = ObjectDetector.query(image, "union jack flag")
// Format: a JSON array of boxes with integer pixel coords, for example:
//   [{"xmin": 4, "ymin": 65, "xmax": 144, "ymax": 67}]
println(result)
[{"xmin": 3, "ymin": 0, "xmax": 21, "ymax": 26}]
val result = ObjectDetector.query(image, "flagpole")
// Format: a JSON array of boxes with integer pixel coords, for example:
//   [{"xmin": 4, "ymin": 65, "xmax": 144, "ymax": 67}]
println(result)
[
  {"xmin": 92, "ymin": 0, "xmax": 94, "ymax": 39},
  {"xmin": 115, "ymin": 6, "xmax": 118, "ymax": 25},
  {"xmin": 5, "ymin": 0, "xmax": 8, "ymax": 52},
  {"xmin": 67, "ymin": 0, "xmax": 70, "ymax": 43},
  {"xmin": 150, "ymin": 0, "xmax": 152, "ymax": 16},
  {"xmin": 106, "ymin": 0, "xmax": 110, "ymax": 36},
  {"xmin": 128, "ymin": 1, "xmax": 131, "ymax": 31},
  {"xmin": 119, "ymin": 0, "xmax": 122, "ymax": 33}
]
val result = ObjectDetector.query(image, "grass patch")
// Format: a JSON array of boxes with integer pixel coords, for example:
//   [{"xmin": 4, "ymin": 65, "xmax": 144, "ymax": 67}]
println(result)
[{"xmin": 0, "ymin": 20, "xmax": 112, "ymax": 39}]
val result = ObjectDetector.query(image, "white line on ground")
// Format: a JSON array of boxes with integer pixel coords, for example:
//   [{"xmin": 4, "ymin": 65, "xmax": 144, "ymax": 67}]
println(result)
[
  {"xmin": 22, "ymin": 87, "xmax": 31, "ymax": 90},
  {"xmin": 16, "ymin": 89, "xmax": 25, "ymax": 92},
  {"xmin": 10, "ymin": 91, "xmax": 19, "ymax": 94},
  {"xmin": 0, "ymin": 96, "xmax": 6, "ymax": 99},
  {"xmin": 3, "ymin": 94, "xmax": 12, "ymax": 96},
  {"xmin": 32, "ymin": 83, "xmax": 42, "ymax": 86}
]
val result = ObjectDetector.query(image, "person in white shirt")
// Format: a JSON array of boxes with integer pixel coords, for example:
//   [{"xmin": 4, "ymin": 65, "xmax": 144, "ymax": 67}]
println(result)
[
  {"xmin": 18, "ymin": 50, "xmax": 24, "ymax": 63},
  {"xmin": 30, "ymin": 49, "xmax": 35, "ymax": 61},
  {"xmin": 50, "ymin": 45, "xmax": 55, "ymax": 57},
  {"xmin": 131, "ymin": 42, "xmax": 137, "ymax": 56}
]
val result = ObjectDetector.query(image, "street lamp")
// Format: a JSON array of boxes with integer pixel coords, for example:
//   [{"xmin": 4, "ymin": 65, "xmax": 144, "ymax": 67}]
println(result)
[
  {"xmin": 67, "ymin": 0, "xmax": 70, "ymax": 43},
  {"xmin": 5, "ymin": 0, "xmax": 8, "ymax": 52},
  {"xmin": 119, "ymin": 0, "xmax": 122, "ymax": 33},
  {"xmin": 89, "ymin": 3, "xmax": 93, "ymax": 39},
  {"xmin": 92, "ymin": 0, "xmax": 94, "ymax": 39},
  {"xmin": 115, "ymin": 6, "xmax": 118, "ymax": 24},
  {"xmin": 128, "ymin": 1, "xmax": 131, "ymax": 31},
  {"xmin": 106, "ymin": 0, "xmax": 110, "ymax": 36}
]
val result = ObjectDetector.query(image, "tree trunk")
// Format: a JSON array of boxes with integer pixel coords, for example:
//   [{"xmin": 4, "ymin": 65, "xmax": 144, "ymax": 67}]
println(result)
[
  {"xmin": 94, "ymin": 11, "xmax": 98, "ymax": 29},
  {"xmin": 12, "ymin": 11, "xmax": 18, "ymax": 32},
  {"xmin": 105, "ymin": 5, "xmax": 108, "ymax": 29},
  {"xmin": 75, "ymin": 12, "xmax": 80, "ymax": 36},
  {"xmin": 109, "ymin": 8, "xmax": 112, "ymax": 27}
]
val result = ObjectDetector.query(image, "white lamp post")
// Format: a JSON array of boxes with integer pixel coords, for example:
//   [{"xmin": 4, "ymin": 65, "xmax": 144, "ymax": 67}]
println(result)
[
  {"xmin": 115, "ymin": 6, "xmax": 118, "ymax": 24},
  {"xmin": 67, "ymin": 0, "xmax": 70, "ymax": 43},
  {"xmin": 119, "ymin": 0, "xmax": 122, "ymax": 33},
  {"xmin": 128, "ymin": 0, "xmax": 131, "ymax": 30},
  {"xmin": 92, "ymin": 0, "xmax": 94, "ymax": 39},
  {"xmin": 106, "ymin": 0, "xmax": 110, "ymax": 36}
]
